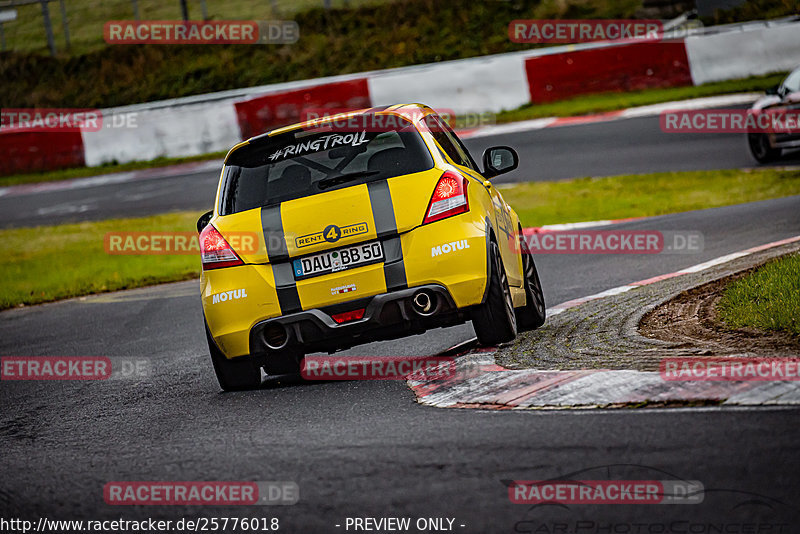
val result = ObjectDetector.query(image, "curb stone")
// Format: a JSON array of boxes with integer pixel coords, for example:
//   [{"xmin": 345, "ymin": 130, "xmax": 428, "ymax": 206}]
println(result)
[{"xmin": 409, "ymin": 240, "xmax": 800, "ymax": 409}]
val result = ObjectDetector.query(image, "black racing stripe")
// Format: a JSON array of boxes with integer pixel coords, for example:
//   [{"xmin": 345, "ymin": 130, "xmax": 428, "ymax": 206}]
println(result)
[
  {"xmin": 367, "ymin": 182, "xmax": 407, "ymax": 291},
  {"xmin": 382, "ymin": 236, "xmax": 407, "ymax": 291},
  {"xmin": 273, "ymin": 262, "xmax": 302, "ymax": 315},
  {"xmin": 262, "ymin": 206, "xmax": 301, "ymax": 314},
  {"xmin": 261, "ymin": 206, "xmax": 289, "ymax": 262},
  {"xmin": 367, "ymin": 180, "xmax": 398, "ymax": 238}
]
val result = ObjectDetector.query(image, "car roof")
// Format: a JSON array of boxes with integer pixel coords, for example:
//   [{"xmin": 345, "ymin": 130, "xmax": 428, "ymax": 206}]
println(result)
[{"xmin": 225, "ymin": 103, "xmax": 436, "ymax": 163}]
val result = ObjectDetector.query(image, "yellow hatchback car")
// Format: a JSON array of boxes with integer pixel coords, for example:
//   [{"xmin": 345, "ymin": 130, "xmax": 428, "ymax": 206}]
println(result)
[{"xmin": 197, "ymin": 104, "xmax": 545, "ymax": 390}]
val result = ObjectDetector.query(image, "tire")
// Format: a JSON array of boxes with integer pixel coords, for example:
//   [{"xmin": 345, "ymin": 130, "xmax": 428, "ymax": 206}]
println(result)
[
  {"xmin": 516, "ymin": 251, "xmax": 546, "ymax": 331},
  {"xmin": 206, "ymin": 323, "xmax": 262, "ymax": 391},
  {"xmin": 748, "ymin": 133, "xmax": 781, "ymax": 163},
  {"xmin": 472, "ymin": 240, "xmax": 517, "ymax": 346}
]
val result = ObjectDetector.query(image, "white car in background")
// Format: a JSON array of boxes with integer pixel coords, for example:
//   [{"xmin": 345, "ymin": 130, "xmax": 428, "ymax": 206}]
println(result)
[{"xmin": 747, "ymin": 66, "xmax": 800, "ymax": 163}]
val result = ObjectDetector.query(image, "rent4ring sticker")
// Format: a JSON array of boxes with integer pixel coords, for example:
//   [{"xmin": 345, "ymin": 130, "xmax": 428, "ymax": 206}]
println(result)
[{"xmin": 295, "ymin": 222, "xmax": 369, "ymax": 248}]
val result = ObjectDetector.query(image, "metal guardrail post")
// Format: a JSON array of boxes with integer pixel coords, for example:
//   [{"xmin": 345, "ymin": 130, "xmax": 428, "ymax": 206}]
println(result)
[
  {"xmin": 58, "ymin": 0, "xmax": 69, "ymax": 49},
  {"xmin": 39, "ymin": 0, "xmax": 56, "ymax": 56}
]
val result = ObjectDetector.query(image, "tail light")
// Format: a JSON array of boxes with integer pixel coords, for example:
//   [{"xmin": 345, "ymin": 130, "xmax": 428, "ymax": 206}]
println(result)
[
  {"xmin": 422, "ymin": 171, "xmax": 469, "ymax": 225},
  {"xmin": 331, "ymin": 309, "xmax": 365, "ymax": 324},
  {"xmin": 199, "ymin": 224, "xmax": 244, "ymax": 270}
]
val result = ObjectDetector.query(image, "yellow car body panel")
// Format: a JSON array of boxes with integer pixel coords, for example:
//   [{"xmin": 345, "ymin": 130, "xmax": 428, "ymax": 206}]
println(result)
[{"xmin": 202, "ymin": 104, "xmax": 530, "ymax": 360}]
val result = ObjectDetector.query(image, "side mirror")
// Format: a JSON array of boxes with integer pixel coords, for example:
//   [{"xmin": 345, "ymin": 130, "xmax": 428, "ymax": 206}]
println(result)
[
  {"xmin": 482, "ymin": 146, "xmax": 519, "ymax": 179},
  {"xmin": 196, "ymin": 210, "xmax": 213, "ymax": 234},
  {"xmin": 765, "ymin": 85, "xmax": 780, "ymax": 96}
]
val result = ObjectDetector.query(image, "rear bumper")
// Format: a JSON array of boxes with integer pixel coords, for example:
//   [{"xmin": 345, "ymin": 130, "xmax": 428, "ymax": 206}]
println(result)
[{"xmin": 248, "ymin": 284, "xmax": 468, "ymax": 356}]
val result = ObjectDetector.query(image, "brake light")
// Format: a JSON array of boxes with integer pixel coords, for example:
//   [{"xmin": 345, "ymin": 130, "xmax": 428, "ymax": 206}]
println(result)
[
  {"xmin": 331, "ymin": 309, "xmax": 365, "ymax": 324},
  {"xmin": 199, "ymin": 224, "xmax": 244, "ymax": 270},
  {"xmin": 422, "ymin": 171, "xmax": 469, "ymax": 225}
]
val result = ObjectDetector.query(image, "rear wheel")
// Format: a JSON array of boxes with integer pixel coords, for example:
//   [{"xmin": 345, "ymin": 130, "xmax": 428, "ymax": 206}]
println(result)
[
  {"xmin": 206, "ymin": 324, "xmax": 262, "ymax": 391},
  {"xmin": 472, "ymin": 241, "xmax": 517, "ymax": 346},
  {"xmin": 748, "ymin": 133, "xmax": 781, "ymax": 163},
  {"xmin": 516, "ymin": 251, "xmax": 546, "ymax": 331}
]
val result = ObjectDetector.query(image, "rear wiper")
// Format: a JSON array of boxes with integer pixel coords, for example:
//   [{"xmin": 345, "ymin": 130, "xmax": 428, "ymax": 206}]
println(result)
[{"xmin": 317, "ymin": 170, "xmax": 379, "ymax": 190}]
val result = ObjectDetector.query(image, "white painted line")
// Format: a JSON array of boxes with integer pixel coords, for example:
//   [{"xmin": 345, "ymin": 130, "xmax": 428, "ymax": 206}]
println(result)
[
  {"xmin": 462, "ymin": 118, "xmax": 558, "ymax": 139},
  {"xmin": 0, "ymin": 159, "xmax": 223, "ymax": 199},
  {"xmin": 619, "ymin": 93, "xmax": 761, "ymax": 118},
  {"xmin": 537, "ymin": 220, "xmax": 615, "ymax": 231},
  {"xmin": 550, "ymin": 235, "xmax": 800, "ymax": 313},
  {"xmin": 676, "ymin": 252, "xmax": 749, "ymax": 273},
  {"xmin": 461, "ymin": 92, "xmax": 761, "ymax": 140}
]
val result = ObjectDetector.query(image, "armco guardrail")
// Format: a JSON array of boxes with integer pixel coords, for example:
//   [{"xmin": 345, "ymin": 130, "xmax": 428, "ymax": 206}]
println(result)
[{"xmin": 2, "ymin": 18, "xmax": 799, "ymax": 175}]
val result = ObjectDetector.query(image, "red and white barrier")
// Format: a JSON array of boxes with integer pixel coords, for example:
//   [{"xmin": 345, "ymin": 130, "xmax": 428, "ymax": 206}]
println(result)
[
  {"xmin": 0, "ymin": 130, "xmax": 85, "ymax": 175},
  {"xmin": 685, "ymin": 22, "xmax": 800, "ymax": 85},
  {"xmin": 525, "ymin": 41, "xmax": 692, "ymax": 103},
  {"xmin": 234, "ymin": 78, "xmax": 370, "ymax": 139},
  {"xmin": 2, "ymin": 20, "xmax": 798, "ymax": 175}
]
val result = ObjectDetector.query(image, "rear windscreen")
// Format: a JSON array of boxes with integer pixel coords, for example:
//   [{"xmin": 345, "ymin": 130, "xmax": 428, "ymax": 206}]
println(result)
[{"xmin": 219, "ymin": 115, "xmax": 433, "ymax": 215}]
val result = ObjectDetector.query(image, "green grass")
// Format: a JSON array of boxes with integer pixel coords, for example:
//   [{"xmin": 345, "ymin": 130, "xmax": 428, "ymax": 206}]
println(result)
[
  {"xmin": 499, "ymin": 168, "xmax": 800, "ymax": 227},
  {"xmin": 3, "ymin": 167, "xmax": 800, "ymax": 310},
  {"xmin": 1, "ymin": 0, "xmax": 794, "ymax": 111},
  {"xmin": 495, "ymin": 73, "xmax": 786, "ymax": 123},
  {"xmin": 0, "ymin": 151, "xmax": 227, "ymax": 188},
  {"xmin": 717, "ymin": 253, "xmax": 800, "ymax": 335},
  {"xmin": 0, "ymin": 0, "xmax": 649, "ymax": 109},
  {"xmin": 3, "ymin": 0, "xmax": 399, "ymax": 56},
  {"xmin": 0, "ymin": 212, "xmax": 203, "ymax": 310}
]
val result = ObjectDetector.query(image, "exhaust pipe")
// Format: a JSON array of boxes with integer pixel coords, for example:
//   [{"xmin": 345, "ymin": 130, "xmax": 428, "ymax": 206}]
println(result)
[
  {"xmin": 411, "ymin": 290, "xmax": 437, "ymax": 317},
  {"xmin": 262, "ymin": 323, "xmax": 290, "ymax": 351}
]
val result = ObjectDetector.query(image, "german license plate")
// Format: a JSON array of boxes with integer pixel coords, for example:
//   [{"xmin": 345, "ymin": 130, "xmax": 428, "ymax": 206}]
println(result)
[{"xmin": 292, "ymin": 241, "xmax": 384, "ymax": 279}]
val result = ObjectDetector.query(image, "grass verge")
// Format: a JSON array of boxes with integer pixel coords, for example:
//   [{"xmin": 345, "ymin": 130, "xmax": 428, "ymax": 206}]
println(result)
[
  {"xmin": 717, "ymin": 253, "xmax": 800, "ymax": 335},
  {"xmin": 0, "ymin": 212, "xmax": 203, "ymax": 310},
  {"xmin": 499, "ymin": 168, "xmax": 800, "ymax": 227},
  {"xmin": 494, "ymin": 73, "xmax": 784, "ymax": 124},
  {"xmin": 2, "ymin": 168, "xmax": 800, "ymax": 310}
]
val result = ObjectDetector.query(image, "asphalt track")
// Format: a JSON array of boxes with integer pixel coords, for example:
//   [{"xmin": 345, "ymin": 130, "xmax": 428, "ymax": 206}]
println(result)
[
  {"xmin": 2, "ymin": 195, "xmax": 800, "ymax": 528},
  {"xmin": 1, "ymin": 114, "xmax": 800, "ymax": 529},
  {"xmin": 2, "ymin": 110, "xmax": 799, "ymax": 229}
]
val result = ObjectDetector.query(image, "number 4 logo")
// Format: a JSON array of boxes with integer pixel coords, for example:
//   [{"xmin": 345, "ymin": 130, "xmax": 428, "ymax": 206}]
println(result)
[{"xmin": 323, "ymin": 224, "xmax": 342, "ymax": 243}]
